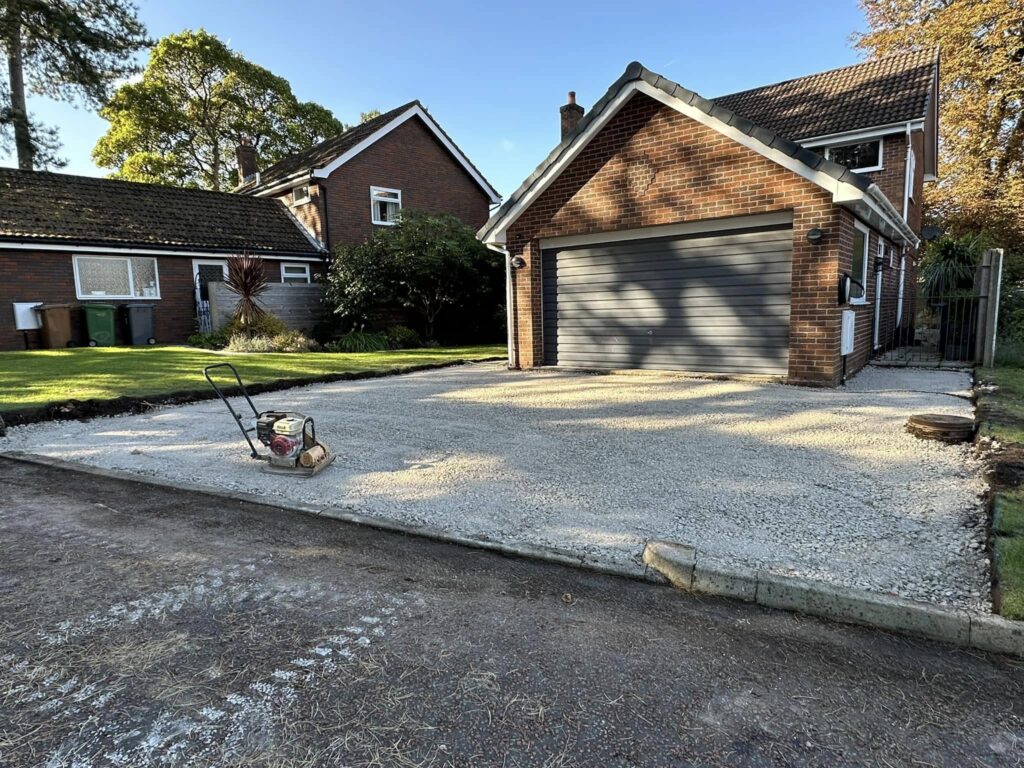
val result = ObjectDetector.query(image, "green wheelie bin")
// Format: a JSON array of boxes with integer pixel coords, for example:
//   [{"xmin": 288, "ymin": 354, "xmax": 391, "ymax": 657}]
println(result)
[{"xmin": 83, "ymin": 303, "xmax": 117, "ymax": 346}]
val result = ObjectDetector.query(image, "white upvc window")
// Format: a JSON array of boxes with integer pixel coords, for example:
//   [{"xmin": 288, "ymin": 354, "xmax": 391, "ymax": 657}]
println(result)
[
  {"xmin": 292, "ymin": 185, "xmax": 310, "ymax": 205},
  {"xmin": 824, "ymin": 138, "xmax": 883, "ymax": 173},
  {"xmin": 73, "ymin": 255, "xmax": 161, "ymax": 300},
  {"xmin": 896, "ymin": 254, "xmax": 907, "ymax": 326},
  {"xmin": 850, "ymin": 221, "xmax": 870, "ymax": 304},
  {"xmin": 280, "ymin": 262, "xmax": 311, "ymax": 284},
  {"xmin": 370, "ymin": 186, "xmax": 401, "ymax": 225},
  {"xmin": 903, "ymin": 146, "xmax": 917, "ymax": 219}
]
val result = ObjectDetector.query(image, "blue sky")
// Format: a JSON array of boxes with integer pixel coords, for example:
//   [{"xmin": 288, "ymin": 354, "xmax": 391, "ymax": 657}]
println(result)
[{"xmin": 4, "ymin": 0, "xmax": 870, "ymax": 197}]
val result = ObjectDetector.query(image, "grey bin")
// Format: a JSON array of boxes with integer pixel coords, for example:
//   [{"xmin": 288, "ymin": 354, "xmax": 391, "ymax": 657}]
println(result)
[{"xmin": 123, "ymin": 303, "xmax": 157, "ymax": 345}]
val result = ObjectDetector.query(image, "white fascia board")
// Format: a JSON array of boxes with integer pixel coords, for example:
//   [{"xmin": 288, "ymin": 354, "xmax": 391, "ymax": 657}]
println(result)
[
  {"xmin": 312, "ymin": 104, "xmax": 501, "ymax": 204},
  {"xmin": 0, "ymin": 241, "xmax": 325, "ymax": 261},
  {"xmin": 798, "ymin": 120, "xmax": 925, "ymax": 148},
  {"xmin": 250, "ymin": 173, "xmax": 314, "ymax": 198}
]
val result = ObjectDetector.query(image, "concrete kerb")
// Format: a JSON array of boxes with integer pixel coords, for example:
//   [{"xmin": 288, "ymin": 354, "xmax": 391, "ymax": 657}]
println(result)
[
  {"xmin": 643, "ymin": 538, "xmax": 1024, "ymax": 657},
  {"xmin": 3, "ymin": 451, "xmax": 1020, "ymax": 657},
  {"xmin": 0, "ymin": 451, "xmax": 662, "ymax": 586}
]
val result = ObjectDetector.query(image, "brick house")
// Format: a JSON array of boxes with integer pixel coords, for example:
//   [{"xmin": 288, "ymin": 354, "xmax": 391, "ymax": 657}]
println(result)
[
  {"xmin": 0, "ymin": 170, "xmax": 324, "ymax": 351},
  {"xmin": 480, "ymin": 51, "xmax": 939, "ymax": 386},
  {"xmin": 235, "ymin": 101, "xmax": 501, "ymax": 250}
]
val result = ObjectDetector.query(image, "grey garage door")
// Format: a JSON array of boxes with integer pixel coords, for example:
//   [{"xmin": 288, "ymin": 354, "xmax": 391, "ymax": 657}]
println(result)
[{"xmin": 542, "ymin": 223, "xmax": 793, "ymax": 374}]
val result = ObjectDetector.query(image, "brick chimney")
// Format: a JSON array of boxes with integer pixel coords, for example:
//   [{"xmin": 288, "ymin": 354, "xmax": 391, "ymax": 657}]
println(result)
[
  {"xmin": 560, "ymin": 91, "xmax": 584, "ymax": 141},
  {"xmin": 236, "ymin": 138, "xmax": 258, "ymax": 184}
]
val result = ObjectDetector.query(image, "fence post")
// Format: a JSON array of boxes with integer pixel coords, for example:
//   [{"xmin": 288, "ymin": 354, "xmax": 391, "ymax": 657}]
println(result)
[
  {"xmin": 975, "ymin": 251, "xmax": 992, "ymax": 365},
  {"xmin": 983, "ymin": 248, "xmax": 1004, "ymax": 368}
]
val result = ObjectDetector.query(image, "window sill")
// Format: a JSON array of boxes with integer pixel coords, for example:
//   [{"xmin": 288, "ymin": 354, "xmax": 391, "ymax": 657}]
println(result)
[
  {"xmin": 77, "ymin": 296, "xmax": 162, "ymax": 301},
  {"xmin": 371, "ymin": 220, "xmax": 397, "ymax": 227},
  {"xmin": 849, "ymin": 299, "xmax": 869, "ymax": 307},
  {"xmin": 851, "ymin": 165, "xmax": 883, "ymax": 173}
]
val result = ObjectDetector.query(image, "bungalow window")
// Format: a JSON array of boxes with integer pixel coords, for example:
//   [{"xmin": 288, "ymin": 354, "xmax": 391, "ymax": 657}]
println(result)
[
  {"xmin": 850, "ymin": 222, "xmax": 870, "ymax": 304},
  {"xmin": 825, "ymin": 139, "xmax": 883, "ymax": 172},
  {"xmin": 292, "ymin": 185, "xmax": 310, "ymax": 205},
  {"xmin": 370, "ymin": 186, "xmax": 401, "ymax": 225},
  {"xmin": 73, "ymin": 255, "xmax": 161, "ymax": 299},
  {"xmin": 280, "ymin": 262, "xmax": 311, "ymax": 284}
]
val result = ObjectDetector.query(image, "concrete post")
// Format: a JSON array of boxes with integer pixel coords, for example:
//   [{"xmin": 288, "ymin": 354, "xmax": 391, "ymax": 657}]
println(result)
[{"xmin": 983, "ymin": 249, "xmax": 1004, "ymax": 368}]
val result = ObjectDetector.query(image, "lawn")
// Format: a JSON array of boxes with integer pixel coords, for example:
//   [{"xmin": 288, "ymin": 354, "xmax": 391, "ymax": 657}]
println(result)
[
  {"xmin": 0, "ymin": 345, "xmax": 505, "ymax": 412},
  {"xmin": 979, "ymin": 365, "xmax": 1024, "ymax": 619}
]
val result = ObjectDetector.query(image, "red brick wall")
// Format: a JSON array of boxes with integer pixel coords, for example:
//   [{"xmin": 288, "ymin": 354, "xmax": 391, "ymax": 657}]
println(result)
[
  {"xmin": 505, "ymin": 93, "xmax": 861, "ymax": 386},
  {"xmin": 861, "ymin": 131, "xmax": 923, "ymax": 234},
  {"xmin": 271, "ymin": 185, "xmax": 326, "ymax": 246},
  {"xmin": 318, "ymin": 117, "xmax": 491, "ymax": 250},
  {"xmin": 0, "ymin": 250, "xmax": 326, "ymax": 351}
]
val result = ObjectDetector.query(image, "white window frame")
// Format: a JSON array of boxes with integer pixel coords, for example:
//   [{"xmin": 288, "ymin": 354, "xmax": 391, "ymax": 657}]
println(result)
[
  {"xmin": 903, "ymin": 145, "xmax": 917, "ymax": 219},
  {"xmin": 824, "ymin": 138, "xmax": 884, "ymax": 173},
  {"xmin": 291, "ymin": 185, "xmax": 311, "ymax": 205},
  {"xmin": 73, "ymin": 254, "xmax": 162, "ymax": 300},
  {"xmin": 370, "ymin": 186, "xmax": 402, "ymax": 226},
  {"xmin": 280, "ymin": 262, "xmax": 311, "ymax": 284},
  {"xmin": 850, "ymin": 221, "xmax": 871, "ymax": 305},
  {"xmin": 873, "ymin": 240, "xmax": 885, "ymax": 349}
]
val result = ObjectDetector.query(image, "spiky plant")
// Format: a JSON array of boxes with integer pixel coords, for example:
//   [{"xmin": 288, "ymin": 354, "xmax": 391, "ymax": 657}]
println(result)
[
  {"xmin": 225, "ymin": 253, "xmax": 269, "ymax": 332},
  {"xmin": 920, "ymin": 235, "xmax": 980, "ymax": 303}
]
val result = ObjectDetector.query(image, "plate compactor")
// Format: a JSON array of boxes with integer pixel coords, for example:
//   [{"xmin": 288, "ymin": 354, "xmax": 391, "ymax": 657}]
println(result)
[{"xmin": 204, "ymin": 363, "xmax": 335, "ymax": 477}]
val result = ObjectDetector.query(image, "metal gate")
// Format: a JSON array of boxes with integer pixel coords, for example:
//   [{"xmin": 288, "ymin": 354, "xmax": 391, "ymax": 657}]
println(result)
[{"xmin": 875, "ymin": 248, "xmax": 1003, "ymax": 367}]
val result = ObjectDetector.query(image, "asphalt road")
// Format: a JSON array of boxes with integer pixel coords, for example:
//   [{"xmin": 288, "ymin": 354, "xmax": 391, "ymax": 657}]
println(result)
[{"xmin": 0, "ymin": 457, "xmax": 1022, "ymax": 767}]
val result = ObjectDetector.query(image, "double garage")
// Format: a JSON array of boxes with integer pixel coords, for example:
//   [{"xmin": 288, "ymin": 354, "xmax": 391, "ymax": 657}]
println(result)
[{"xmin": 540, "ymin": 215, "xmax": 794, "ymax": 376}]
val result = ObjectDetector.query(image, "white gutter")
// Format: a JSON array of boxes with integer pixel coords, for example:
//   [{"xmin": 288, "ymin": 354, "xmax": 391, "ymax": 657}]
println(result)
[{"xmin": 0, "ymin": 241, "xmax": 325, "ymax": 261}]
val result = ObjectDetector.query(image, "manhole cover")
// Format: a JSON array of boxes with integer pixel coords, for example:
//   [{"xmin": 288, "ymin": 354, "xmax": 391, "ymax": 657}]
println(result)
[{"xmin": 906, "ymin": 413, "xmax": 975, "ymax": 443}]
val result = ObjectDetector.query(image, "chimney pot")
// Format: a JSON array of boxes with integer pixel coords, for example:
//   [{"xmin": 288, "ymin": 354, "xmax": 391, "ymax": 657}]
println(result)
[
  {"xmin": 559, "ymin": 91, "xmax": 585, "ymax": 141},
  {"xmin": 236, "ymin": 140, "xmax": 258, "ymax": 185}
]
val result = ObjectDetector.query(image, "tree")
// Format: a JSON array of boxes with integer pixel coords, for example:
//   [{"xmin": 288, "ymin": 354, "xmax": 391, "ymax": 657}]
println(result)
[
  {"xmin": 326, "ymin": 211, "xmax": 502, "ymax": 340},
  {"xmin": 855, "ymin": 1, "xmax": 1024, "ymax": 249},
  {"xmin": 359, "ymin": 108, "xmax": 382, "ymax": 123},
  {"xmin": 0, "ymin": 0, "xmax": 148, "ymax": 169},
  {"xmin": 93, "ymin": 29, "xmax": 343, "ymax": 191},
  {"xmin": 225, "ymin": 254, "xmax": 268, "ymax": 330}
]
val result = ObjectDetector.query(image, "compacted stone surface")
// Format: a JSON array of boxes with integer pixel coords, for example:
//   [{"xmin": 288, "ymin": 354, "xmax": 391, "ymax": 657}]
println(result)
[{"xmin": 4, "ymin": 363, "xmax": 989, "ymax": 610}]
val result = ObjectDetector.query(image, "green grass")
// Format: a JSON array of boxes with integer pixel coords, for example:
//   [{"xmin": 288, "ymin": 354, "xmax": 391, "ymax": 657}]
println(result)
[
  {"xmin": 995, "ymin": 536, "xmax": 1024, "ymax": 620},
  {"xmin": 0, "ymin": 344, "xmax": 505, "ymax": 411},
  {"xmin": 980, "ymin": 362, "xmax": 1024, "ymax": 619},
  {"xmin": 979, "ymin": 366, "xmax": 1024, "ymax": 445}
]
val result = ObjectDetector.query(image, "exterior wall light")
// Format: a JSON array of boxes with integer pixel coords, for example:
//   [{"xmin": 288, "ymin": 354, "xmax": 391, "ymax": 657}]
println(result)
[
  {"xmin": 510, "ymin": 256, "xmax": 527, "ymax": 269},
  {"xmin": 806, "ymin": 228, "xmax": 824, "ymax": 244}
]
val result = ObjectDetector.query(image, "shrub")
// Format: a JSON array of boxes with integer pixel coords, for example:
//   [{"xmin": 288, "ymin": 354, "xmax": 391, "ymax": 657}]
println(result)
[
  {"xmin": 384, "ymin": 324, "xmax": 421, "ymax": 349},
  {"xmin": 272, "ymin": 331, "xmax": 319, "ymax": 353},
  {"xmin": 224, "ymin": 330, "xmax": 318, "ymax": 353},
  {"xmin": 324, "ymin": 331, "xmax": 389, "ymax": 353},
  {"xmin": 223, "ymin": 313, "xmax": 288, "ymax": 339},
  {"xmin": 187, "ymin": 330, "xmax": 228, "ymax": 349},
  {"xmin": 225, "ymin": 334, "xmax": 277, "ymax": 353}
]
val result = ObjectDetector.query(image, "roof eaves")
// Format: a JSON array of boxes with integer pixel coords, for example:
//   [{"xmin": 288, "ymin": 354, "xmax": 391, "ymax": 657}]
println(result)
[{"xmin": 480, "ymin": 61, "xmax": 889, "ymax": 243}]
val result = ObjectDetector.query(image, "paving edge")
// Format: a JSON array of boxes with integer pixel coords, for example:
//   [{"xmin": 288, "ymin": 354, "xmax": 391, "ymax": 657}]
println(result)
[
  {"xmin": 0, "ymin": 451, "xmax": 667, "ymax": 588},
  {"xmin": 4, "ymin": 451, "xmax": 1020, "ymax": 657},
  {"xmin": 642, "ymin": 539, "xmax": 1024, "ymax": 658}
]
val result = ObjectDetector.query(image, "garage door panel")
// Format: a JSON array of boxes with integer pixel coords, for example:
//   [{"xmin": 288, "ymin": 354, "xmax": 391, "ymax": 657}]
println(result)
[
  {"xmin": 542, "ymin": 221, "xmax": 792, "ymax": 374},
  {"xmin": 555, "ymin": 245, "xmax": 792, "ymax": 274},
  {"xmin": 554, "ymin": 262, "xmax": 793, "ymax": 289}
]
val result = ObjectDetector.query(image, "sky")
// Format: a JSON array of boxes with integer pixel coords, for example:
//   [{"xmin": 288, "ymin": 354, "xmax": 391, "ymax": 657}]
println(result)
[{"xmin": 3, "ymin": 0, "xmax": 871, "ymax": 198}]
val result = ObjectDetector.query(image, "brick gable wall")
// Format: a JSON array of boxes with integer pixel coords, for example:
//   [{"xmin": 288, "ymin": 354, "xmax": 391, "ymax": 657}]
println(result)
[
  {"xmin": 310, "ymin": 117, "xmax": 490, "ymax": 251},
  {"xmin": 505, "ymin": 93, "xmax": 909, "ymax": 386}
]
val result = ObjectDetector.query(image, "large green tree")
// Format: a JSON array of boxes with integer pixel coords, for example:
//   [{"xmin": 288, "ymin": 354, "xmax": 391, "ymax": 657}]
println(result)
[
  {"xmin": 0, "ymin": 0, "xmax": 148, "ymax": 169},
  {"xmin": 93, "ymin": 29, "xmax": 343, "ymax": 191},
  {"xmin": 855, "ymin": 0, "xmax": 1024, "ymax": 249}
]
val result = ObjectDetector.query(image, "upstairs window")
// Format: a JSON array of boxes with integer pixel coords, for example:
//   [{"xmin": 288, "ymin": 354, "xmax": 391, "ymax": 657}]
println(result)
[
  {"xmin": 292, "ymin": 185, "xmax": 310, "ymax": 205},
  {"xmin": 825, "ymin": 139, "xmax": 883, "ymax": 172},
  {"xmin": 74, "ymin": 255, "xmax": 161, "ymax": 299},
  {"xmin": 370, "ymin": 186, "xmax": 401, "ymax": 225}
]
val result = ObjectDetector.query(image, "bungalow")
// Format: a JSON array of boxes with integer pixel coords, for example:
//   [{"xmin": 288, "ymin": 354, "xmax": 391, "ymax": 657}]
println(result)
[{"xmin": 0, "ymin": 170, "xmax": 324, "ymax": 350}]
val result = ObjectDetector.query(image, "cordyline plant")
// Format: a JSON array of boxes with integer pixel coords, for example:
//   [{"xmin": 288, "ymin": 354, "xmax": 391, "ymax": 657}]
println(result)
[{"xmin": 225, "ymin": 253, "xmax": 268, "ymax": 331}]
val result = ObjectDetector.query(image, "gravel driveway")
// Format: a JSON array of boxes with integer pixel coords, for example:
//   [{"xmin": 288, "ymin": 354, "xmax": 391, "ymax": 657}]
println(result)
[{"xmin": 3, "ymin": 363, "xmax": 989, "ymax": 610}]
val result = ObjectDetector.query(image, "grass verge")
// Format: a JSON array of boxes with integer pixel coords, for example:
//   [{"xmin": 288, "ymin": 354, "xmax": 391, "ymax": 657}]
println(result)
[
  {"xmin": 978, "ymin": 366, "xmax": 1024, "ymax": 619},
  {"xmin": 0, "ymin": 345, "xmax": 505, "ymax": 412}
]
